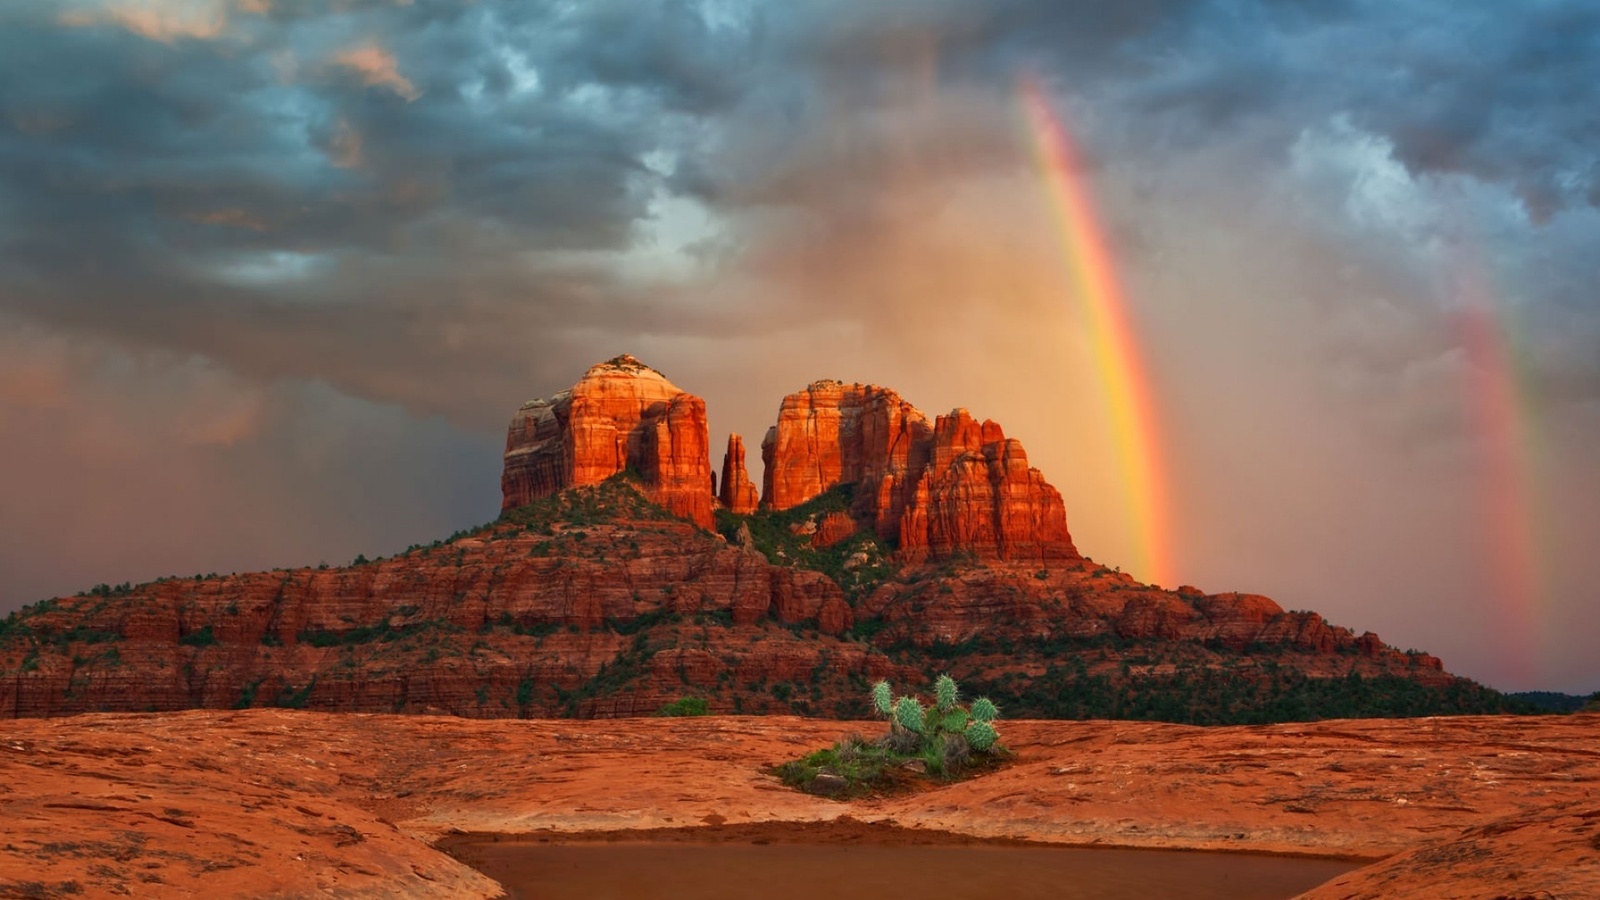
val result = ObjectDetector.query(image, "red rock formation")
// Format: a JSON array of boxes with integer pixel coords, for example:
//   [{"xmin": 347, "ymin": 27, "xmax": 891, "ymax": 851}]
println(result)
[
  {"xmin": 502, "ymin": 355, "xmax": 714, "ymax": 529},
  {"xmin": 811, "ymin": 511, "xmax": 857, "ymax": 549},
  {"xmin": 898, "ymin": 409, "xmax": 1077, "ymax": 564},
  {"xmin": 0, "ymin": 360, "xmax": 1483, "ymax": 723},
  {"xmin": 0, "ymin": 480, "xmax": 892, "ymax": 719},
  {"xmin": 853, "ymin": 564, "xmax": 1453, "ymax": 684},
  {"xmin": 760, "ymin": 381, "xmax": 932, "ymax": 541},
  {"xmin": 1193, "ymin": 593, "xmax": 1286, "ymax": 648},
  {"xmin": 718, "ymin": 433, "xmax": 759, "ymax": 515},
  {"xmin": 758, "ymin": 384, "xmax": 1074, "ymax": 563}
]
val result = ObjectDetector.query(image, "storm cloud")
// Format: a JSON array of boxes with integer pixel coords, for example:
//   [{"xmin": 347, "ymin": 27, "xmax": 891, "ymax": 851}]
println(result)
[{"xmin": 1, "ymin": 0, "xmax": 1597, "ymax": 692}]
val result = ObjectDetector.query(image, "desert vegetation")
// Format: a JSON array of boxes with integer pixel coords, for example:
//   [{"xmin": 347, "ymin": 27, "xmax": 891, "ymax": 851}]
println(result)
[
  {"xmin": 714, "ymin": 484, "xmax": 891, "ymax": 599},
  {"xmin": 777, "ymin": 675, "xmax": 1006, "ymax": 798}
]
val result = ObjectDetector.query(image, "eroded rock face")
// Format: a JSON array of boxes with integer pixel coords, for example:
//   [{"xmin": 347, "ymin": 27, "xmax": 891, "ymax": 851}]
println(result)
[
  {"xmin": 897, "ymin": 409, "xmax": 1077, "ymax": 564},
  {"xmin": 759, "ymin": 383, "xmax": 1076, "ymax": 563},
  {"xmin": 854, "ymin": 563, "xmax": 1452, "ymax": 685},
  {"xmin": 760, "ymin": 381, "xmax": 932, "ymax": 537},
  {"xmin": 0, "ymin": 358, "xmax": 1482, "ymax": 724},
  {"xmin": 502, "ymin": 355, "xmax": 714, "ymax": 529},
  {"xmin": 719, "ymin": 433, "xmax": 760, "ymax": 515},
  {"xmin": 0, "ymin": 491, "xmax": 879, "ymax": 719}
]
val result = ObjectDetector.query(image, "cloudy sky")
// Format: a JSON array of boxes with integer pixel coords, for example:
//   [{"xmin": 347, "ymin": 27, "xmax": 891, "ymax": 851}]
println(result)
[{"xmin": 2, "ymin": 0, "xmax": 1597, "ymax": 693}]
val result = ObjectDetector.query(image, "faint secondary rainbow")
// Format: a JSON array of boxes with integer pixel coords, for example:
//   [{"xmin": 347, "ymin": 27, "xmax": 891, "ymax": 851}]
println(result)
[
  {"xmin": 1019, "ymin": 78, "xmax": 1171, "ymax": 586},
  {"xmin": 1452, "ymin": 245, "xmax": 1543, "ymax": 683}
]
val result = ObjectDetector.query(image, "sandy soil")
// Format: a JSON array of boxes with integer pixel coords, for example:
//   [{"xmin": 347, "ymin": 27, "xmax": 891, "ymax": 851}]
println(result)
[{"xmin": 0, "ymin": 710, "xmax": 1595, "ymax": 898}]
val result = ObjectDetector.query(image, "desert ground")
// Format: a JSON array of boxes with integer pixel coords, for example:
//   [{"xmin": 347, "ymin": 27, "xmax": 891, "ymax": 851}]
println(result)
[{"xmin": 1, "ymin": 711, "xmax": 1595, "ymax": 898}]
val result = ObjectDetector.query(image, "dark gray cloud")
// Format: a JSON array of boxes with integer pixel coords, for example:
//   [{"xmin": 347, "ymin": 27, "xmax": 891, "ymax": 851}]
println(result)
[{"xmin": 0, "ymin": 0, "xmax": 1597, "ymax": 692}]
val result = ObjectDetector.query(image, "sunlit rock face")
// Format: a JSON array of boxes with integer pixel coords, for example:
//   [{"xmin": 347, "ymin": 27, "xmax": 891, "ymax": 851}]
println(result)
[
  {"xmin": 719, "ymin": 433, "xmax": 759, "ymax": 515},
  {"xmin": 759, "ymin": 381, "xmax": 1078, "ymax": 564},
  {"xmin": 501, "ymin": 355, "xmax": 714, "ymax": 529},
  {"xmin": 0, "ymin": 357, "xmax": 1476, "ymax": 723}
]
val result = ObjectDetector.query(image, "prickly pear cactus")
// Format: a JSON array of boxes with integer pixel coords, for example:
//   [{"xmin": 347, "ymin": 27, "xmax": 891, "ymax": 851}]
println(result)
[
  {"xmin": 894, "ymin": 696, "xmax": 926, "ymax": 734},
  {"xmin": 964, "ymin": 720, "xmax": 998, "ymax": 752},
  {"xmin": 942, "ymin": 709, "xmax": 969, "ymax": 733},
  {"xmin": 934, "ymin": 674, "xmax": 958, "ymax": 712},
  {"xmin": 871, "ymin": 680, "xmax": 894, "ymax": 716},
  {"xmin": 869, "ymin": 679, "xmax": 1002, "ymax": 762}
]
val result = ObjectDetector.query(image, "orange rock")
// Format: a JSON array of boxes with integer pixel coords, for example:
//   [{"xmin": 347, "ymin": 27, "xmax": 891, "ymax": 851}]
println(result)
[
  {"xmin": 1193, "ymin": 593, "xmax": 1286, "ymax": 648},
  {"xmin": 1, "ymin": 710, "xmax": 1595, "ymax": 898},
  {"xmin": 898, "ymin": 410, "xmax": 1077, "ymax": 564},
  {"xmin": 1114, "ymin": 593, "xmax": 1197, "ymax": 641},
  {"xmin": 758, "ymin": 386, "xmax": 1076, "ymax": 563},
  {"xmin": 718, "ymin": 433, "xmax": 759, "ymax": 515},
  {"xmin": 759, "ymin": 381, "xmax": 932, "ymax": 540},
  {"xmin": 0, "ymin": 360, "xmax": 1485, "ymax": 722},
  {"xmin": 811, "ymin": 511, "xmax": 857, "ymax": 549},
  {"xmin": 0, "ymin": 499, "xmax": 889, "ymax": 719},
  {"xmin": 502, "ymin": 355, "xmax": 714, "ymax": 529}
]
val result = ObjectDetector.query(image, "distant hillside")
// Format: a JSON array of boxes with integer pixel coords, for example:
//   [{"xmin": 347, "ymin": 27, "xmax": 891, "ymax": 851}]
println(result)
[
  {"xmin": 1506, "ymin": 691, "xmax": 1592, "ymax": 714},
  {"xmin": 0, "ymin": 357, "xmax": 1535, "ymax": 724}
]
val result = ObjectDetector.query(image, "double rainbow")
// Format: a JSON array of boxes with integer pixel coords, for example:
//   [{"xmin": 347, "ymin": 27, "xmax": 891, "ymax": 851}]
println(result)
[
  {"xmin": 1020, "ymin": 78, "xmax": 1171, "ymax": 587},
  {"xmin": 1453, "ymin": 247, "xmax": 1543, "ymax": 683}
]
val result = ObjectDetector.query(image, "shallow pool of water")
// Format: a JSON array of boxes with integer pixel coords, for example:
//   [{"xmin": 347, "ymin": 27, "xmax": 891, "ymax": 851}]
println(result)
[{"xmin": 447, "ymin": 839, "xmax": 1359, "ymax": 900}]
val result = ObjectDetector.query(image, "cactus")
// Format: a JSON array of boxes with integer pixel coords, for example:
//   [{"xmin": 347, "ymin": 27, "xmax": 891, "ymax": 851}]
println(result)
[
  {"xmin": 894, "ymin": 696, "xmax": 926, "ymax": 734},
  {"xmin": 871, "ymin": 680, "xmax": 894, "ymax": 716},
  {"xmin": 934, "ymin": 674, "xmax": 958, "ymax": 712},
  {"xmin": 864, "ymin": 678, "xmax": 1002, "ymax": 767},
  {"xmin": 964, "ymin": 720, "xmax": 998, "ymax": 752}
]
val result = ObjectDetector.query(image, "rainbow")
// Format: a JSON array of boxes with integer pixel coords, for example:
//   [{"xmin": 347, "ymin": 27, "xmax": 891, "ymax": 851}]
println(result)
[
  {"xmin": 1453, "ymin": 251, "xmax": 1542, "ymax": 684},
  {"xmin": 1020, "ymin": 78, "xmax": 1171, "ymax": 587}
]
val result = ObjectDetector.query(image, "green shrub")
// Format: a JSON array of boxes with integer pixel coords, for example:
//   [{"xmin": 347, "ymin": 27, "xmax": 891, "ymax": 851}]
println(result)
[
  {"xmin": 780, "ymin": 676, "xmax": 1005, "ymax": 797},
  {"xmin": 658, "ymin": 696, "xmax": 710, "ymax": 717},
  {"xmin": 179, "ymin": 625, "xmax": 215, "ymax": 647}
]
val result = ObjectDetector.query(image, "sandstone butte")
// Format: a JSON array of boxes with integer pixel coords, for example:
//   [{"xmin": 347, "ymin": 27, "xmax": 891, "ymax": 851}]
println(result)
[
  {"xmin": 760, "ymin": 379, "xmax": 1075, "ymax": 563},
  {"xmin": 0, "ymin": 355, "xmax": 1495, "ymax": 724},
  {"xmin": 0, "ymin": 355, "xmax": 1588, "ymax": 898},
  {"xmin": 501, "ymin": 355, "xmax": 715, "ymax": 529},
  {"xmin": 0, "ymin": 709, "xmax": 1595, "ymax": 898}
]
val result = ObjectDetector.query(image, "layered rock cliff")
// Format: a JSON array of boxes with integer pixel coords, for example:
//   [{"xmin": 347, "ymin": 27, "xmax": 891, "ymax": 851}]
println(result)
[
  {"xmin": 0, "ymin": 481, "xmax": 877, "ymax": 719},
  {"xmin": 0, "ymin": 356, "xmax": 1507, "ymax": 722},
  {"xmin": 0, "ymin": 499, "xmax": 1464, "ymax": 720},
  {"xmin": 759, "ymin": 381, "xmax": 1077, "ymax": 563},
  {"xmin": 502, "ymin": 355, "xmax": 714, "ymax": 529}
]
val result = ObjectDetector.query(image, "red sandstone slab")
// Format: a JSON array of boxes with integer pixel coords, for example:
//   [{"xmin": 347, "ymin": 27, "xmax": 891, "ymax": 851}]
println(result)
[{"xmin": 1, "ymin": 711, "xmax": 1596, "ymax": 898}]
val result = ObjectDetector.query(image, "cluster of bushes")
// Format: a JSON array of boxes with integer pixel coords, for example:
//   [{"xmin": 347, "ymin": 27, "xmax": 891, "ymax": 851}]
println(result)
[
  {"xmin": 658, "ymin": 696, "xmax": 709, "ymax": 716},
  {"xmin": 714, "ymin": 485, "xmax": 890, "ymax": 599},
  {"xmin": 498, "ymin": 475, "xmax": 677, "ymax": 536},
  {"xmin": 778, "ymin": 676, "xmax": 1005, "ymax": 797},
  {"xmin": 964, "ymin": 662, "xmax": 1534, "ymax": 724}
]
